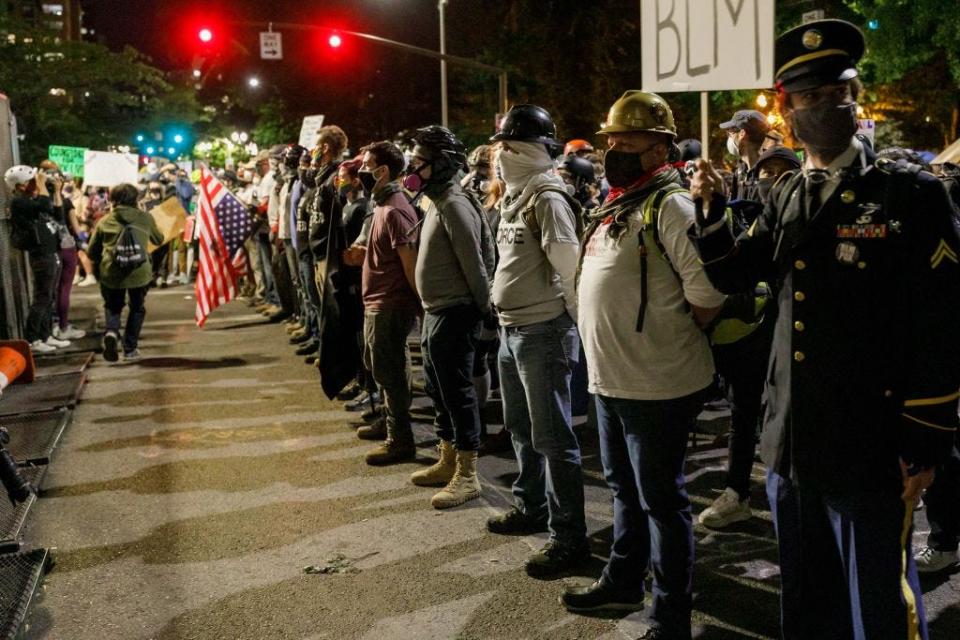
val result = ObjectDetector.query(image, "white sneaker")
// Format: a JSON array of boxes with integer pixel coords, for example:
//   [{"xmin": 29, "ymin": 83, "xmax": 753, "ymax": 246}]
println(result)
[
  {"xmin": 72, "ymin": 273, "xmax": 81, "ymax": 285},
  {"xmin": 178, "ymin": 274, "xmax": 189, "ymax": 285},
  {"xmin": 46, "ymin": 336, "xmax": 71, "ymax": 348},
  {"xmin": 30, "ymin": 340, "xmax": 56, "ymax": 354},
  {"xmin": 78, "ymin": 274, "xmax": 97, "ymax": 287},
  {"xmin": 59, "ymin": 325, "xmax": 86, "ymax": 340},
  {"xmin": 698, "ymin": 487, "xmax": 752, "ymax": 528},
  {"xmin": 914, "ymin": 546, "xmax": 959, "ymax": 574},
  {"xmin": 51, "ymin": 325, "xmax": 61, "ymax": 339}
]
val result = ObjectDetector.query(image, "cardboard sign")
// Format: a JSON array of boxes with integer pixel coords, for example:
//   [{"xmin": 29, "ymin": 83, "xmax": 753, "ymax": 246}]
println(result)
[
  {"xmin": 148, "ymin": 196, "xmax": 188, "ymax": 252},
  {"xmin": 260, "ymin": 31, "xmax": 283, "ymax": 60},
  {"xmin": 48, "ymin": 145, "xmax": 87, "ymax": 178},
  {"xmin": 298, "ymin": 115, "xmax": 325, "ymax": 149},
  {"xmin": 83, "ymin": 150, "xmax": 139, "ymax": 187},
  {"xmin": 641, "ymin": 0, "xmax": 776, "ymax": 92}
]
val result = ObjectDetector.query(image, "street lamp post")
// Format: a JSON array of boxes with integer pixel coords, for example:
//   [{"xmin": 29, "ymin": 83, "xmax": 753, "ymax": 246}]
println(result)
[{"xmin": 439, "ymin": 0, "xmax": 448, "ymax": 128}]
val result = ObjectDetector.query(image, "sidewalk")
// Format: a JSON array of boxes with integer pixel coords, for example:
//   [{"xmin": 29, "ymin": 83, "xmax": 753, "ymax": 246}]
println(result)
[{"xmin": 21, "ymin": 287, "xmax": 960, "ymax": 639}]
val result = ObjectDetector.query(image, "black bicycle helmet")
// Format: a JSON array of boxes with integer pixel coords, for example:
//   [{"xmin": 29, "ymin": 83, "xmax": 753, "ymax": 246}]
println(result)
[
  {"xmin": 490, "ymin": 104, "xmax": 563, "ymax": 158},
  {"xmin": 412, "ymin": 125, "xmax": 468, "ymax": 183}
]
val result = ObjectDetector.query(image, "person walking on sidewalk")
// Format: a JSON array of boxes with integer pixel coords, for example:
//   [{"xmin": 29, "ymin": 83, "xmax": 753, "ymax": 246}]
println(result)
[
  {"xmin": 87, "ymin": 183, "xmax": 164, "ymax": 363},
  {"xmin": 407, "ymin": 126, "xmax": 496, "ymax": 509},
  {"xmin": 485, "ymin": 104, "xmax": 590, "ymax": 579},
  {"xmin": 356, "ymin": 141, "xmax": 421, "ymax": 465}
]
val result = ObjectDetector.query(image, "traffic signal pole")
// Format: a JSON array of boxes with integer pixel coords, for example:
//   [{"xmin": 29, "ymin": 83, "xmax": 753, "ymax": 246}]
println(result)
[{"xmin": 234, "ymin": 20, "xmax": 510, "ymax": 118}]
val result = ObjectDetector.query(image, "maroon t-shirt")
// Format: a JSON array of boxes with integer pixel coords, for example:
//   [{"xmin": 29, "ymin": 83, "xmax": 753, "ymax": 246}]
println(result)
[{"xmin": 361, "ymin": 189, "xmax": 420, "ymax": 311}]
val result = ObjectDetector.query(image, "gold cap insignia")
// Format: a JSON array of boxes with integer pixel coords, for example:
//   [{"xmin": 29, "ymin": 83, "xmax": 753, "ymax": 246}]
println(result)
[{"xmin": 802, "ymin": 29, "xmax": 823, "ymax": 50}]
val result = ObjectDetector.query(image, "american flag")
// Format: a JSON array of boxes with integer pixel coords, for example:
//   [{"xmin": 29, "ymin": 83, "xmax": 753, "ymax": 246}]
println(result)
[{"xmin": 194, "ymin": 166, "xmax": 253, "ymax": 327}]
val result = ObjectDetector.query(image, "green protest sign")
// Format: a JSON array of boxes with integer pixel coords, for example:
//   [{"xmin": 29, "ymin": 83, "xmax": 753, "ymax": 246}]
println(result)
[{"xmin": 48, "ymin": 145, "xmax": 88, "ymax": 177}]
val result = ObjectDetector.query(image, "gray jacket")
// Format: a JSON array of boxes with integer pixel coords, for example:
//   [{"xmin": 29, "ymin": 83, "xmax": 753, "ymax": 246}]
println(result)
[{"xmin": 415, "ymin": 180, "xmax": 495, "ymax": 313}]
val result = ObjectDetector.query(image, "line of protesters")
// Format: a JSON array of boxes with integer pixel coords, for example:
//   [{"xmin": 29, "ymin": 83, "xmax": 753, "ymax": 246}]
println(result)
[
  {"xmin": 7, "ymin": 17, "xmax": 956, "ymax": 639},
  {"xmin": 232, "ymin": 22, "xmax": 960, "ymax": 640}
]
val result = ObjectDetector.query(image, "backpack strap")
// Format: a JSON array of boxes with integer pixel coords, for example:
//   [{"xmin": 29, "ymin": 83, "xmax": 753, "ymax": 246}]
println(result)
[
  {"xmin": 520, "ymin": 185, "xmax": 584, "ymax": 242},
  {"xmin": 635, "ymin": 185, "xmax": 687, "ymax": 333}
]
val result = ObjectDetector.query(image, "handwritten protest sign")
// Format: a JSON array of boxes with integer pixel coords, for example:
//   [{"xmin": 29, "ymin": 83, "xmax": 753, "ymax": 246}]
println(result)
[
  {"xmin": 48, "ymin": 145, "xmax": 87, "ymax": 177},
  {"xmin": 641, "ymin": 0, "xmax": 776, "ymax": 93}
]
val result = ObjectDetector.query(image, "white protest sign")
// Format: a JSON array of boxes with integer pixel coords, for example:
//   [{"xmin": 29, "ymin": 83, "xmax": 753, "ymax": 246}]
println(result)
[
  {"xmin": 856, "ymin": 118, "xmax": 875, "ymax": 145},
  {"xmin": 298, "ymin": 115, "xmax": 325, "ymax": 149},
  {"xmin": 260, "ymin": 32, "xmax": 283, "ymax": 60},
  {"xmin": 641, "ymin": 0, "xmax": 776, "ymax": 93},
  {"xmin": 82, "ymin": 150, "xmax": 139, "ymax": 187}
]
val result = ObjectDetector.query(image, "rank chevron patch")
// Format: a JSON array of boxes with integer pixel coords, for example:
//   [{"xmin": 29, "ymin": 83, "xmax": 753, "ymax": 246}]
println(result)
[{"xmin": 930, "ymin": 239, "xmax": 959, "ymax": 269}]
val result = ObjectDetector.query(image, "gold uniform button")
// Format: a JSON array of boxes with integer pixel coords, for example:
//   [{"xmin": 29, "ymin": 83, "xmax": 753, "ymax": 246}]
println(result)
[
  {"xmin": 794, "ymin": 259, "xmax": 806, "ymax": 270},
  {"xmin": 794, "ymin": 291, "xmax": 806, "ymax": 302},
  {"xmin": 857, "ymin": 261, "xmax": 867, "ymax": 269},
  {"xmin": 884, "ymin": 390, "xmax": 893, "ymax": 398},
  {"xmin": 794, "ymin": 321, "xmax": 805, "ymax": 332},
  {"xmin": 794, "ymin": 351, "xmax": 806, "ymax": 362}
]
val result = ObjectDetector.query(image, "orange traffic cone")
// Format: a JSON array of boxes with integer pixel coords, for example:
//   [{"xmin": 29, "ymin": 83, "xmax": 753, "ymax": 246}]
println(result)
[{"xmin": 0, "ymin": 341, "xmax": 35, "ymax": 392}]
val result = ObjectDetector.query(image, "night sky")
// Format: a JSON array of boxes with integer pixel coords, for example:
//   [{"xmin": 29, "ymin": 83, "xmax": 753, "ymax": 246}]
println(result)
[{"xmin": 84, "ymin": 0, "xmax": 496, "ymax": 142}]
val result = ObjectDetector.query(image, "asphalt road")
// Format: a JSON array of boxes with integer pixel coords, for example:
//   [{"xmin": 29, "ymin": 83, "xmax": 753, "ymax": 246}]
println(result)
[{"xmin": 19, "ymin": 286, "xmax": 960, "ymax": 639}]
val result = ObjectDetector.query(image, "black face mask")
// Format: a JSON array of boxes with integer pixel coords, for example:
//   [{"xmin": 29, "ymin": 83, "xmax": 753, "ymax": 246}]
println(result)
[
  {"xmin": 604, "ymin": 146, "xmax": 657, "ymax": 188},
  {"xmin": 301, "ymin": 169, "xmax": 317, "ymax": 189},
  {"xmin": 757, "ymin": 176, "xmax": 775, "ymax": 202},
  {"xmin": 790, "ymin": 102, "xmax": 858, "ymax": 154},
  {"xmin": 358, "ymin": 169, "xmax": 378, "ymax": 195}
]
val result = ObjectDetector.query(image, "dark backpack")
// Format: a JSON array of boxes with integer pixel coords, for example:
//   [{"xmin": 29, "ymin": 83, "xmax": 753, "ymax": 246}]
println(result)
[{"xmin": 113, "ymin": 223, "xmax": 148, "ymax": 271}]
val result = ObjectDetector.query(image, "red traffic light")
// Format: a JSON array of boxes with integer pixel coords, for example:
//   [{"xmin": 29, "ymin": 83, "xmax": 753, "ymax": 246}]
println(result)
[
  {"xmin": 328, "ymin": 34, "xmax": 342, "ymax": 48},
  {"xmin": 198, "ymin": 28, "xmax": 214, "ymax": 43}
]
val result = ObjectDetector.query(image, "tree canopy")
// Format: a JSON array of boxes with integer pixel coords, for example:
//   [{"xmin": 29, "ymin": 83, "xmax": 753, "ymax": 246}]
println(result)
[{"xmin": 0, "ymin": 14, "xmax": 205, "ymax": 163}]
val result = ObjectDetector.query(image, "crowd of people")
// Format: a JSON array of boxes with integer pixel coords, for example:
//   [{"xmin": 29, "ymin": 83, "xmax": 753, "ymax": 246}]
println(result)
[
  {"xmin": 5, "ymin": 159, "xmax": 196, "ymax": 361},
  {"xmin": 4, "ymin": 17, "xmax": 960, "ymax": 640}
]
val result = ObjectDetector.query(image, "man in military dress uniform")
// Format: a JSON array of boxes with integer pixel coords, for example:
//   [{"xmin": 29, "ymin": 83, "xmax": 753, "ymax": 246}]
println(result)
[{"xmin": 691, "ymin": 19, "xmax": 960, "ymax": 640}]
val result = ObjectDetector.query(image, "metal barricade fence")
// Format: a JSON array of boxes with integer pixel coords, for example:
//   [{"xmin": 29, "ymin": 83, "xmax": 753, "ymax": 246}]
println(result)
[
  {"xmin": 0, "ymin": 191, "xmax": 31, "ymax": 341},
  {"xmin": 0, "ymin": 93, "xmax": 30, "ymax": 341}
]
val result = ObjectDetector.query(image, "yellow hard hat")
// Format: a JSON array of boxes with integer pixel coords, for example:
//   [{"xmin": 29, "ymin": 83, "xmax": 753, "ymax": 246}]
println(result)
[{"xmin": 597, "ymin": 90, "xmax": 677, "ymax": 137}]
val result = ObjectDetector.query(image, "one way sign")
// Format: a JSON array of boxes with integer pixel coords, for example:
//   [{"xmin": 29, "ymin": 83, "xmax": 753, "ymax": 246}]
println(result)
[{"xmin": 260, "ymin": 32, "xmax": 283, "ymax": 60}]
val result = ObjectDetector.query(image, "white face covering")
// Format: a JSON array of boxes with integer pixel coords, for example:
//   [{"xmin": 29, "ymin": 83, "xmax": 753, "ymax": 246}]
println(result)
[
  {"xmin": 726, "ymin": 134, "xmax": 740, "ymax": 157},
  {"xmin": 496, "ymin": 141, "xmax": 555, "ymax": 190}
]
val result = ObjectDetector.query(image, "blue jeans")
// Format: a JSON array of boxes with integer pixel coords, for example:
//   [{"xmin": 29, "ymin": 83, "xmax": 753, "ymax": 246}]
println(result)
[
  {"xmin": 254, "ymin": 234, "xmax": 279, "ymax": 305},
  {"xmin": 498, "ymin": 313, "xmax": 586, "ymax": 546},
  {"xmin": 102, "ymin": 285, "xmax": 148, "ymax": 354},
  {"xmin": 596, "ymin": 389, "xmax": 707, "ymax": 636}
]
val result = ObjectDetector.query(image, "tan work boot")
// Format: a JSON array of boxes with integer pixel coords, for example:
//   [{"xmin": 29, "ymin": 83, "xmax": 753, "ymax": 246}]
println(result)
[
  {"xmin": 431, "ymin": 449, "xmax": 480, "ymax": 509},
  {"xmin": 410, "ymin": 439, "xmax": 456, "ymax": 487},
  {"xmin": 365, "ymin": 419, "xmax": 416, "ymax": 466},
  {"xmin": 357, "ymin": 416, "xmax": 387, "ymax": 440}
]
